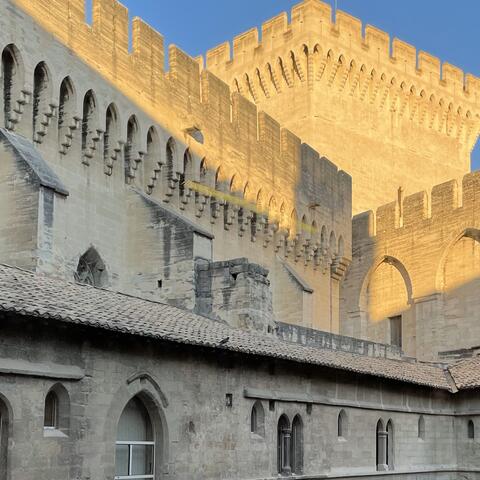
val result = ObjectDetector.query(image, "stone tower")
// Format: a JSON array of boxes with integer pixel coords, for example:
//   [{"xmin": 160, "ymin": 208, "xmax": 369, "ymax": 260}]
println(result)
[{"xmin": 206, "ymin": 0, "xmax": 480, "ymax": 213}]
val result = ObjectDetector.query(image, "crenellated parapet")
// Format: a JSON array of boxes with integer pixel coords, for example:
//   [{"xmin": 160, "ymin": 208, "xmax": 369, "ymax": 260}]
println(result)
[
  {"xmin": 3, "ymin": 0, "xmax": 350, "ymax": 252},
  {"xmin": 205, "ymin": 0, "xmax": 479, "ymax": 149},
  {"xmin": 204, "ymin": 0, "xmax": 480, "ymax": 214},
  {"xmin": 353, "ymin": 172, "xmax": 480, "ymax": 241},
  {"xmin": 0, "ymin": 0, "xmax": 352, "ymax": 339},
  {"xmin": 343, "ymin": 171, "xmax": 480, "ymax": 359}
]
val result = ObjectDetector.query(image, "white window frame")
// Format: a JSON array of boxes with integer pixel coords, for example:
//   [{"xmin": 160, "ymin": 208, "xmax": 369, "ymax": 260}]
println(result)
[{"xmin": 114, "ymin": 440, "xmax": 155, "ymax": 480}]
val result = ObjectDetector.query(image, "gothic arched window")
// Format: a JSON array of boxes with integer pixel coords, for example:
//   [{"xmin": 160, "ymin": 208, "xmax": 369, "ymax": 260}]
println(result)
[
  {"xmin": 277, "ymin": 414, "xmax": 291, "ymax": 475},
  {"xmin": 115, "ymin": 397, "xmax": 155, "ymax": 479},
  {"xmin": 75, "ymin": 247, "xmax": 108, "ymax": 288},
  {"xmin": 250, "ymin": 400, "xmax": 265, "ymax": 437},
  {"xmin": 291, "ymin": 415, "xmax": 303, "ymax": 474},
  {"xmin": 338, "ymin": 409, "xmax": 347, "ymax": 438}
]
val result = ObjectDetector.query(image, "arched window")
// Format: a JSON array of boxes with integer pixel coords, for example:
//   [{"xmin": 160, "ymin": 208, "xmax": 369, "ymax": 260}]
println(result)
[
  {"xmin": 250, "ymin": 400, "xmax": 265, "ymax": 437},
  {"xmin": 277, "ymin": 415, "xmax": 291, "ymax": 475},
  {"xmin": 468, "ymin": 419, "xmax": 475, "ymax": 439},
  {"xmin": 75, "ymin": 246, "xmax": 108, "ymax": 287},
  {"xmin": 291, "ymin": 415, "xmax": 303, "ymax": 474},
  {"xmin": 418, "ymin": 415, "xmax": 425, "ymax": 440},
  {"xmin": 104, "ymin": 103, "xmax": 119, "ymax": 175},
  {"xmin": 376, "ymin": 419, "xmax": 386, "ymax": 471},
  {"xmin": 115, "ymin": 397, "xmax": 154, "ymax": 480},
  {"xmin": 32, "ymin": 62, "xmax": 50, "ymax": 142},
  {"xmin": 386, "ymin": 419, "xmax": 394, "ymax": 470},
  {"xmin": 43, "ymin": 384, "xmax": 70, "ymax": 434},
  {"xmin": 338, "ymin": 409, "xmax": 347, "ymax": 438},
  {"xmin": 0, "ymin": 396, "xmax": 10, "ymax": 480}
]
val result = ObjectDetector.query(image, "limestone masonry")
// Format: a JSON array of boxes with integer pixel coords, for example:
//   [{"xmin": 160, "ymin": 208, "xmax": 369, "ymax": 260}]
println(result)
[{"xmin": 0, "ymin": 0, "xmax": 479, "ymax": 478}]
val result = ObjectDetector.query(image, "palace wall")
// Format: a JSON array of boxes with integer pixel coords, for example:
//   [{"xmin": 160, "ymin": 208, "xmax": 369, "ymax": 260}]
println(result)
[
  {"xmin": 206, "ymin": 0, "xmax": 480, "ymax": 214},
  {"xmin": 1, "ymin": 311, "xmax": 477, "ymax": 480},
  {"xmin": 0, "ymin": 0, "xmax": 352, "ymax": 332},
  {"xmin": 341, "ymin": 171, "xmax": 480, "ymax": 360}
]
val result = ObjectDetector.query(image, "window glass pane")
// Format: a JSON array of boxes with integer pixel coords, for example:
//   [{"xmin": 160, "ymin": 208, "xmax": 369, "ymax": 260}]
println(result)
[
  {"xmin": 117, "ymin": 398, "xmax": 152, "ymax": 441},
  {"xmin": 131, "ymin": 444, "xmax": 154, "ymax": 476},
  {"xmin": 115, "ymin": 444, "xmax": 129, "ymax": 476},
  {"xmin": 44, "ymin": 392, "xmax": 57, "ymax": 428}
]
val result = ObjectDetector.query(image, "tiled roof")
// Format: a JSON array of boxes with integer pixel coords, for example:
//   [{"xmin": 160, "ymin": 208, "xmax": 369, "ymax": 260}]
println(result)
[
  {"xmin": 448, "ymin": 357, "xmax": 480, "ymax": 390},
  {"xmin": 0, "ymin": 264, "xmax": 453, "ymax": 391}
]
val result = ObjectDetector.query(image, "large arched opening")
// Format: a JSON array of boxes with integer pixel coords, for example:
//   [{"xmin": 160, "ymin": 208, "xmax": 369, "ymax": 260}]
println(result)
[{"xmin": 360, "ymin": 256, "xmax": 414, "ymax": 353}]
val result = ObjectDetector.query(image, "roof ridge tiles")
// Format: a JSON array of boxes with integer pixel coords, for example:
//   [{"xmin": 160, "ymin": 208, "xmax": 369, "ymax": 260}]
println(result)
[{"xmin": 0, "ymin": 263, "xmax": 460, "ymax": 392}]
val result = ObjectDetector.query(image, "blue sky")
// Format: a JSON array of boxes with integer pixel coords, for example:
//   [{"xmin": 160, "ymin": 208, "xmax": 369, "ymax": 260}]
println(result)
[{"xmin": 90, "ymin": 0, "xmax": 480, "ymax": 169}]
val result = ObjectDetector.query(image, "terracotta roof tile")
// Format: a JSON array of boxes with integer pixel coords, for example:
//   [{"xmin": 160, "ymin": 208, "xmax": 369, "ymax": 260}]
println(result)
[{"xmin": 0, "ymin": 264, "xmax": 453, "ymax": 390}]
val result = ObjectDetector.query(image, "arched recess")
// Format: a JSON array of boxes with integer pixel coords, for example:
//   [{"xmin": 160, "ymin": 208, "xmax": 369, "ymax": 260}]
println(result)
[
  {"xmin": 359, "ymin": 256, "xmax": 413, "ymax": 351},
  {"xmin": 144, "ymin": 126, "xmax": 161, "ymax": 192},
  {"xmin": 386, "ymin": 420, "xmax": 394, "ymax": 470},
  {"xmin": 250, "ymin": 400, "xmax": 265, "ymax": 437},
  {"xmin": 436, "ymin": 228, "xmax": 480, "ymax": 351},
  {"xmin": 179, "ymin": 149, "xmax": 193, "ymax": 198},
  {"xmin": 125, "ymin": 115, "xmax": 141, "ymax": 182},
  {"xmin": 75, "ymin": 246, "xmax": 108, "ymax": 287},
  {"xmin": 0, "ymin": 394, "xmax": 12, "ymax": 480},
  {"xmin": 104, "ymin": 103, "xmax": 120, "ymax": 175},
  {"xmin": 337, "ymin": 409, "xmax": 347, "ymax": 438},
  {"xmin": 32, "ymin": 61, "xmax": 52, "ymax": 143},
  {"xmin": 277, "ymin": 414, "xmax": 291, "ymax": 475},
  {"xmin": 1, "ymin": 44, "xmax": 24, "ymax": 129},
  {"xmin": 291, "ymin": 414, "xmax": 303, "ymax": 474},
  {"xmin": 81, "ymin": 89, "xmax": 99, "ymax": 162},
  {"xmin": 43, "ymin": 383, "xmax": 70, "ymax": 435},
  {"xmin": 106, "ymin": 376, "xmax": 169, "ymax": 480},
  {"xmin": 58, "ymin": 76, "xmax": 77, "ymax": 154}
]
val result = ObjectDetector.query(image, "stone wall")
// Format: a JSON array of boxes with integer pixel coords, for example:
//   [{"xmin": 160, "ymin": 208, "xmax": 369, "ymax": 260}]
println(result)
[
  {"xmin": 1, "ymin": 311, "xmax": 478, "ymax": 480},
  {"xmin": 206, "ymin": 0, "xmax": 480, "ymax": 214},
  {"xmin": 0, "ymin": 0, "xmax": 352, "ymax": 332},
  {"xmin": 341, "ymin": 172, "xmax": 480, "ymax": 360}
]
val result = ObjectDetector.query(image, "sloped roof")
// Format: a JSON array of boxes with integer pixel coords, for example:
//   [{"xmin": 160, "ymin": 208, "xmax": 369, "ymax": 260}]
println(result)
[
  {"xmin": 0, "ymin": 128, "xmax": 68, "ymax": 196},
  {"xmin": 448, "ymin": 357, "xmax": 480, "ymax": 390},
  {"xmin": 0, "ymin": 263, "xmax": 454, "ymax": 390}
]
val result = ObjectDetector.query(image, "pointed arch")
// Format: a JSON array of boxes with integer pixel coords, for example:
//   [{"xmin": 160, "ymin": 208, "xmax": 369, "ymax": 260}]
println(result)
[
  {"xmin": 125, "ymin": 115, "xmax": 141, "ymax": 181},
  {"xmin": 179, "ymin": 148, "xmax": 193, "ymax": 197},
  {"xmin": 165, "ymin": 137, "xmax": 176, "ymax": 185},
  {"xmin": 250, "ymin": 400, "xmax": 265, "ymax": 437},
  {"xmin": 32, "ymin": 61, "xmax": 52, "ymax": 142},
  {"xmin": 337, "ymin": 409, "xmax": 347, "ymax": 438},
  {"xmin": 58, "ymin": 76, "xmax": 76, "ymax": 153},
  {"xmin": 104, "ymin": 103, "xmax": 120, "ymax": 174},
  {"xmin": 277, "ymin": 414, "xmax": 291, "ymax": 475},
  {"xmin": 418, "ymin": 415, "xmax": 425, "ymax": 440},
  {"xmin": 145, "ymin": 126, "xmax": 161, "ymax": 191},
  {"xmin": 81, "ymin": 89, "xmax": 98, "ymax": 159},
  {"xmin": 386, "ymin": 419, "xmax": 394, "ymax": 470},
  {"xmin": 291, "ymin": 414, "xmax": 303, "ymax": 474},
  {"xmin": 1, "ymin": 44, "xmax": 24, "ymax": 128},
  {"xmin": 75, "ymin": 246, "xmax": 108, "ymax": 287}
]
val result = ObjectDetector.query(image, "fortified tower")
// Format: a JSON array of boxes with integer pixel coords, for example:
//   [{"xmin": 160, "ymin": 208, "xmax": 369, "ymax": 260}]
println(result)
[{"xmin": 206, "ymin": 0, "xmax": 480, "ymax": 213}]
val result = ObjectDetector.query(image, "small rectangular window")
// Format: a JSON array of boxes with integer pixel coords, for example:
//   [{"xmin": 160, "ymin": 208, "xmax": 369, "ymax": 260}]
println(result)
[{"xmin": 389, "ymin": 315, "xmax": 402, "ymax": 348}]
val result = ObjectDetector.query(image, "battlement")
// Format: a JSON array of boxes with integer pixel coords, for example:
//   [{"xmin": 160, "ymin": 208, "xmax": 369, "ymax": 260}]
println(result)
[
  {"xmin": 353, "ymin": 172, "xmax": 480, "ymax": 240},
  {"xmin": 205, "ymin": 0, "xmax": 480, "ymax": 104},
  {"xmin": 7, "ymin": 0, "xmax": 351, "ymax": 236}
]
